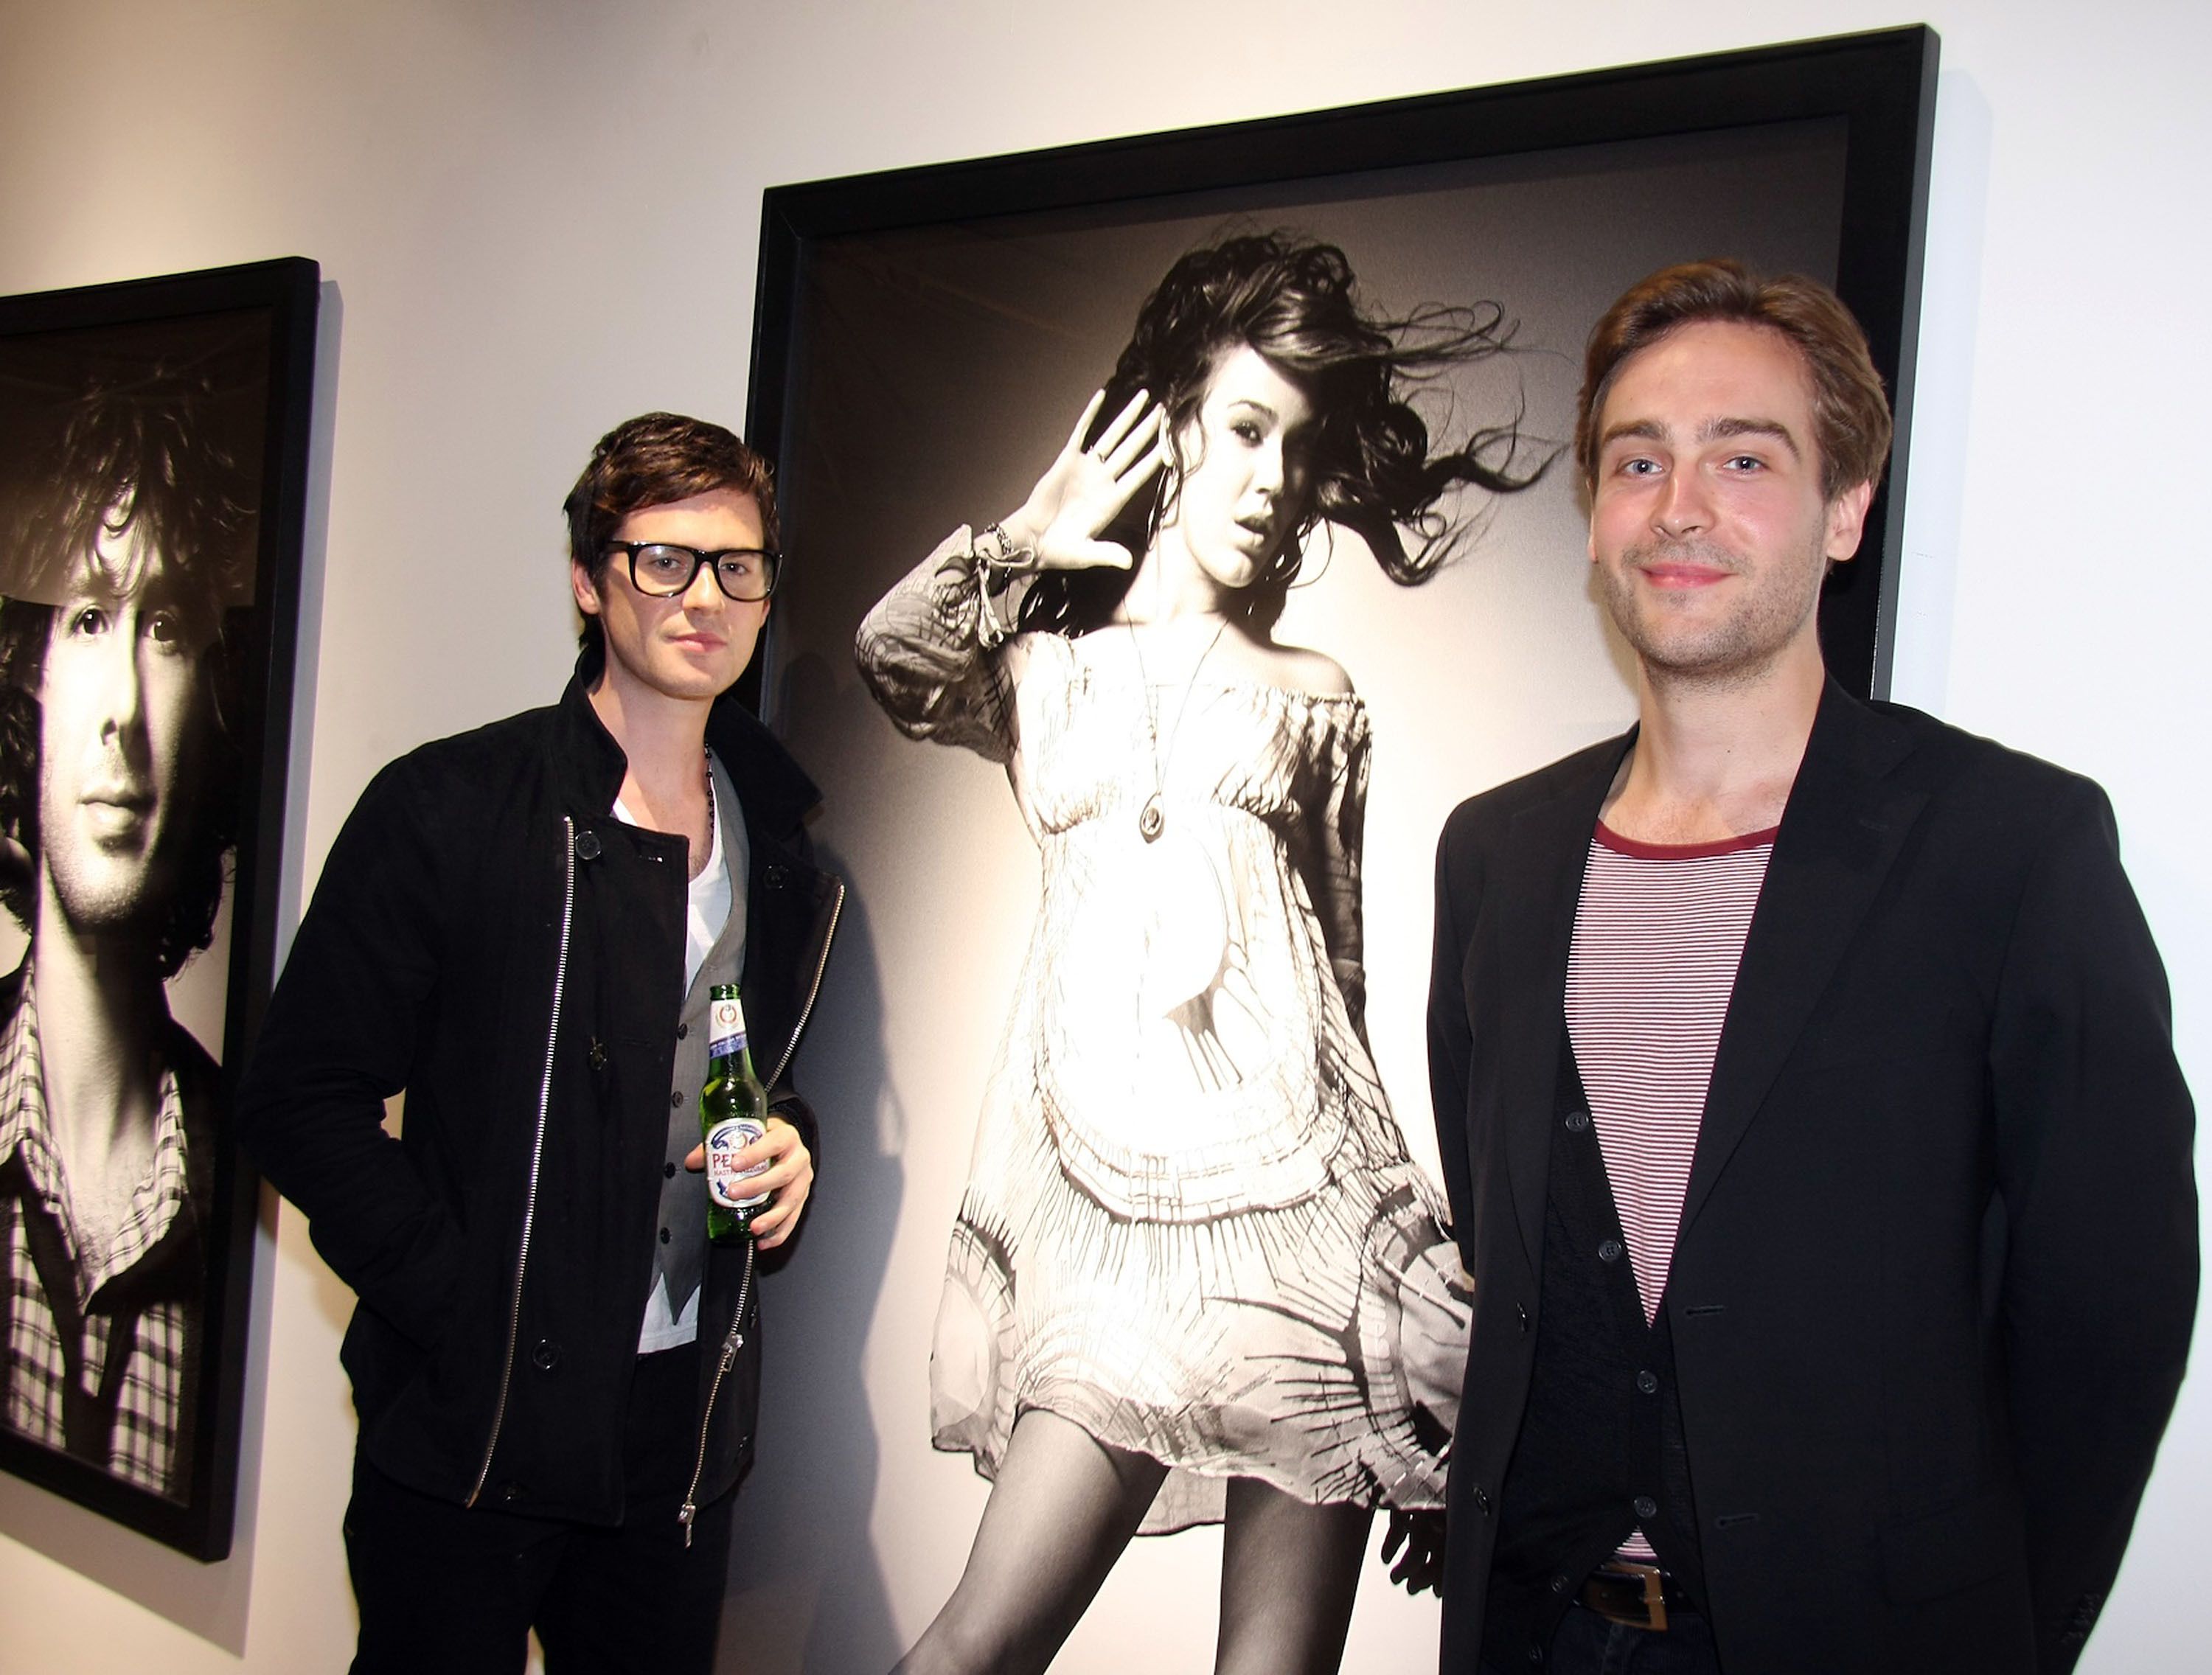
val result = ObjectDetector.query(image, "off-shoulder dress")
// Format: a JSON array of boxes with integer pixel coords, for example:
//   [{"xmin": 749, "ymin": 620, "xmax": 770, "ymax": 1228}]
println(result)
[{"xmin": 857, "ymin": 532, "xmax": 1467, "ymax": 1532}]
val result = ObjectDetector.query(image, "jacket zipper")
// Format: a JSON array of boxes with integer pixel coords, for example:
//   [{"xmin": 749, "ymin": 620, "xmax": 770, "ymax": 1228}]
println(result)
[
  {"xmin": 769, "ymin": 876, "xmax": 846, "ymax": 1090},
  {"xmin": 678, "ymin": 1236, "xmax": 754, "ymax": 1547},
  {"xmin": 676, "ymin": 872, "xmax": 845, "ymax": 1534},
  {"xmin": 467, "ymin": 815, "xmax": 579, "ymax": 1508}
]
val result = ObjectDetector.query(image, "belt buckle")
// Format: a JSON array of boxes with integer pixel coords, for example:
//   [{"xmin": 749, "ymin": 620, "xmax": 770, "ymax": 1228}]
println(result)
[{"xmin": 1594, "ymin": 1561, "xmax": 1669, "ymax": 1632}]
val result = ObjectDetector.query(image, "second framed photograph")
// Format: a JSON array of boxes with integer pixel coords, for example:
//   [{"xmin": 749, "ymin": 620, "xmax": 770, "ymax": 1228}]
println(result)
[{"xmin": 738, "ymin": 25, "xmax": 1934, "ymax": 1668}]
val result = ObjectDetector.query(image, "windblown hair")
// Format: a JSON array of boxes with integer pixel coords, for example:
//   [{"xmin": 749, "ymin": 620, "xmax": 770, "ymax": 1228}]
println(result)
[
  {"xmin": 1020, "ymin": 231, "xmax": 1551, "ymax": 635},
  {"xmin": 1576, "ymin": 260, "xmax": 1893, "ymax": 501},
  {"xmin": 0, "ymin": 371, "xmax": 256, "ymax": 976},
  {"xmin": 563, "ymin": 411, "xmax": 779, "ymax": 659}
]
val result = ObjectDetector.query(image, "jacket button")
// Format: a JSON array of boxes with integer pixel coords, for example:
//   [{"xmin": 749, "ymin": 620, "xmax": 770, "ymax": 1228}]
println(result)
[
  {"xmin": 588, "ymin": 1038, "xmax": 608, "ymax": 1070},
  {"xmin": 574, "ymin": 831, "xmax": 602, "ymax": 862},
  {"xmin": 1635, "ymin": 1369, "xmax": 1658, "ymax": 1394},
  {"xmin": 1473, "ymin": 1487, "xmax": 1492, "ymax": 1515},
  {"xmin": 659, "ymin": 1227, "xmax": 672, "ymax": 1244},
  {"xmin": 671, "ymin": 1090, "xmax": 684, "ymax": 1108},
  {"xmin": 1599, "ymin": 1239, "xmax": 1624, "ymax": 1262},
  {"xmin": 531, "ymin": 1339, "xmax": 560, "ymax": 1371},
  {"xmin": 1564, "ymin": 1110, "xmax": 1591, "ymax": 1132},
  {"xmin": 1525, "ymin": 1648, "xmax": 1544, "ymax": 1665},
  {"xmin": 1516, "ymin": 1303, "xmax": 1529, "ymax": 1335},
  {"xmin": 499, "ymin": 1480, "xmax": 526, "ymax": 1502},
  {"xmin": 1549, "ymin": 1573, "xmax": 1571, "ymax": 1594},
  {"xmin": 676, "ymin": 1023, "xmax": 688, "ymax": 1040},
  {"xmin": 1634, "ymin": 1495, "xmax": 1658, "ymax": 1520},
  {"xmin": 664, "ymin": 1162, "xmax": 678, "ymax": 1178},
  {"xmin": 765, "ymin": 864, "xmax": 788, "ymax": 888}
]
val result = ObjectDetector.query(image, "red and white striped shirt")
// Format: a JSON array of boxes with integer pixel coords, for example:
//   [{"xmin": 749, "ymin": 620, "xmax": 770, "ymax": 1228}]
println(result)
[
  {"xmin": 1565, "ymin": 822, "xmax": 1777, "ymax": 1325},
  {"xmin": 1566, "ymin": 821, "xmax": 1775, "ymax": 1562}
]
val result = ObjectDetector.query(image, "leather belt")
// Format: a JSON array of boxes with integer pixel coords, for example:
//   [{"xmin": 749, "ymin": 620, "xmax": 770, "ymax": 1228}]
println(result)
[{"xmin": 1577, "ymin": 1561, "xmax": 1697, "ymax": 1632}]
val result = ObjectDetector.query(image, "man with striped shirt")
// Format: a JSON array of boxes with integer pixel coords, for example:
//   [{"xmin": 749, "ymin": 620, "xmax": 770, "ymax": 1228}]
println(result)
[{"xmin": 1428, "ymin": 262, "xmax": 2195, "ymax": 1674}]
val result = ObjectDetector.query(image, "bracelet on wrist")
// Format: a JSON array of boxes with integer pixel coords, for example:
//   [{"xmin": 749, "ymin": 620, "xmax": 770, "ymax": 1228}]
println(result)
[{"xmin": 978, "ymin": 521, "xmax": 1040, "ymax": 574}]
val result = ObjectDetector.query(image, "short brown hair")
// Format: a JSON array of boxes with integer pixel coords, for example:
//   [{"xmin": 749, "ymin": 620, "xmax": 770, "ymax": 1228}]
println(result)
[
  {"xmin": 1576, "ymin": 261, "xmax": 1891, "ymax": 501},
  {"xmin": 563, "ymin": 412, "xmax": 779, "ymax": 653}
]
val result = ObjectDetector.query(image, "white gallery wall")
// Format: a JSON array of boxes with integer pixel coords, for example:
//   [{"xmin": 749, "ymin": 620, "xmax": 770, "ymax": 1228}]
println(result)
[{"xmin": 0, "ymin": 1, "xmax": 2205, "ymax": 1671}]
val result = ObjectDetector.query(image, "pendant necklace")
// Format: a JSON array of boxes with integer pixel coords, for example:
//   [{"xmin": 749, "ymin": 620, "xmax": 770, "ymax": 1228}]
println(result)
[{"xmin": 1127, "ymin": 617, "xmax": 1227, "ymax": 843}]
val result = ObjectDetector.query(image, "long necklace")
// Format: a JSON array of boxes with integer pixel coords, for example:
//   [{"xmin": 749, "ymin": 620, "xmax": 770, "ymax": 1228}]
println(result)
[{"xmin": 1127, "ymin": 617, "xmax": 1227, "ymax": 843}]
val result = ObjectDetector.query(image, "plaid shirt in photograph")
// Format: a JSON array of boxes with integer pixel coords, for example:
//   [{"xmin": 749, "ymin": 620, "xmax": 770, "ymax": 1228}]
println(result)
[{"xmin": 0, "ymin": 964, "xmax": 204, "ymax": 1501}]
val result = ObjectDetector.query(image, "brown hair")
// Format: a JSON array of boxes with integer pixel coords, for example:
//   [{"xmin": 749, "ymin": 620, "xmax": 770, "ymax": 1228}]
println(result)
[
  {"xmin": 562, "ymin": 412, "xmax": 779, "ymax": 655},
  {"xmin": 1576, "ymin": 260, "xmax": 1891, "ymax": 501}
]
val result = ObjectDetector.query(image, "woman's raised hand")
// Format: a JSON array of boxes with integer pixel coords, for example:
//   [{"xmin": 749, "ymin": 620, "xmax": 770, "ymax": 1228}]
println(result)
[{"xmin": 997, "ymin": 389, "xmax": 1169, "ymax": 571}]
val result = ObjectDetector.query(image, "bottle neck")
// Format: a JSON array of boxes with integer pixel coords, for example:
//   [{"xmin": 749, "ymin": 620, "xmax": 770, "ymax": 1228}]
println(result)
[{"xmin": 709, "ymin": 1046, "xmax": 760, "ymax": 1082}]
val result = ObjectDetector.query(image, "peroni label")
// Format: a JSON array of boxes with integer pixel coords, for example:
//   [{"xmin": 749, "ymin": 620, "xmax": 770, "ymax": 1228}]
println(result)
[{"xmin": 706, "ymin": 1116, "xmax": 770, "ymax": 1209}]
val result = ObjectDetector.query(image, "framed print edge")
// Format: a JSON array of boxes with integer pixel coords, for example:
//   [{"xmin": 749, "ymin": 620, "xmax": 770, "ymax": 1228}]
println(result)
[{"xmin": 0, "ymin": 255, "xmax": 321, "ymax": 1560}]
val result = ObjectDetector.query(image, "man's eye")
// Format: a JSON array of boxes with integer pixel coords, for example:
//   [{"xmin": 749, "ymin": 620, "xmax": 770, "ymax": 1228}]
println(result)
[
  {"xmin": 1617, "ymin": 457, "xmax": 1660, "ymax": 477},
  {"xmin": 68, "ymin": 606, "xmax": 111, "ymax": 637},
  {"xmin": 715, "ymin": 554, "xmax": 759, "ymax": 582},
  {"xmin": 638, "ymin": 547, "xmax": 691, "ymax": 579},
  {"xmin": 144, "ymin": 610, "xmax": 184, "ymax": 647},
  {"xmin": 1725, "ymin": 453, "xmax": 1765, "ymax": 472}
]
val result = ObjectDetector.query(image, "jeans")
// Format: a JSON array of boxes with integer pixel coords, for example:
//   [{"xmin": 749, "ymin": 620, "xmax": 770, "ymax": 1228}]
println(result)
[
  {"xmin": 1485, "ymin": 1602, "xmax": 1724, "ymax": 1674},
  {"xmin": 344, "ymin": 1342, "xmax": 739, "ymax": 1675}
]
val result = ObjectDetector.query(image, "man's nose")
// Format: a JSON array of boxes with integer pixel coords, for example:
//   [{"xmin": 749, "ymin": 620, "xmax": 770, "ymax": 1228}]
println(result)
[
  {"xmin": 1652, "ymin": 469, "xmax": 1711, "ymax": 538},
  {"xmin": 96, "ymin": 626, "xmax": 147, "ymax": 736},
  {"xmin": 681, "ymin": 560, "xmax": 728, "ymax": 612}
]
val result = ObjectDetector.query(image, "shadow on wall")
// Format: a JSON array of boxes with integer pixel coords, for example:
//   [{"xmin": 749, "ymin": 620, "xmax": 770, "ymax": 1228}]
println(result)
[{"xmin": 717, "ymin": 651, "xmax": 905, "ymax": 1674}]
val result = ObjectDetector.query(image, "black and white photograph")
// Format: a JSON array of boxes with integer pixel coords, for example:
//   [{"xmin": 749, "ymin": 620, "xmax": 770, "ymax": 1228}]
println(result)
[
  {"xmin": 0, "ymin": 260, "xmax": 318, "ymax": 1559},
  {"xmin": 730, "ymin": 29, "xmax": 1935, "ymax": 1671}
]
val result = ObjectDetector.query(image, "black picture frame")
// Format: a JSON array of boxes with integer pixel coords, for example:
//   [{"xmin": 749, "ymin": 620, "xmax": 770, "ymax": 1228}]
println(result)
[
  {"xmin": 745, "ymin": 24, "xmax": 1937, "ymax": 703},
  {"xmin": 720, "ymin": 32, "xmax": 1939, "ymax": 1663},
  {"xmin": 0, "ymin": 257, "xmax": 319, "ymax": 1559}
]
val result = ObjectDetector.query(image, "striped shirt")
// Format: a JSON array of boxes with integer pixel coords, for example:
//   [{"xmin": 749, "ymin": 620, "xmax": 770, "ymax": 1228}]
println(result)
[
  {"xmin": 1565, "ymin": 821, "xmax": 1777, "ymax": 1324},
  {"xmin": 1566, "ymin": 821, "xmax": 1775, "ymax": 1562}
]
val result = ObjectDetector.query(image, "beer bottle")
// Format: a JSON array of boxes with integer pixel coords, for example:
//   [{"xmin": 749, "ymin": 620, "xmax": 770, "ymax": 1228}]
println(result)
[{"xmin": 700, "ymin": 983, "xmax": 771, "ymax": 1241}]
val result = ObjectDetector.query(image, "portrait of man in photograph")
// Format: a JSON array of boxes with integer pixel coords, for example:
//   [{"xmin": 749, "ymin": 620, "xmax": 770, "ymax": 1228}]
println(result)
[{"xmin": 0, "ymin": 371, "xmax": 253, "ymax": 1502}]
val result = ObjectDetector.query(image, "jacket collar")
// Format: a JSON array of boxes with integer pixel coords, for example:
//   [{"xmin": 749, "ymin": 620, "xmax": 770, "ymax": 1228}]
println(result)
[{"xmin": 555, "ymin": 643, "xmax": 821, "ymax": 841}]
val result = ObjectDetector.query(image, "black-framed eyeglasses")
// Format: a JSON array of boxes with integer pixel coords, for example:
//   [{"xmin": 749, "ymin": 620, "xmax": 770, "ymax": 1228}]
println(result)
[{"xmin": 604, "ymin": 541, "xmax": 782, "ymax": 602}]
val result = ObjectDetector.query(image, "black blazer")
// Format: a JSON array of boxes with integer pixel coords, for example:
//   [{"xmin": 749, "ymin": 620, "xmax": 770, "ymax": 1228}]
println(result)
[{"xmin": 1427, "ymin": 682, "xmax": 2196, "ymax": 1674}]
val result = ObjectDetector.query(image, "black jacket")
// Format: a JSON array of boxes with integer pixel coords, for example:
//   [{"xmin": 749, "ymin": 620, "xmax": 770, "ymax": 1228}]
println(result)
[
  {"xmin": 1427, "ymin": 682, "xmax": 2196, "ymax": 1674},
  {"xmin": 240, "ymin": 652, "xmax": 843, "ymax": 1526}
]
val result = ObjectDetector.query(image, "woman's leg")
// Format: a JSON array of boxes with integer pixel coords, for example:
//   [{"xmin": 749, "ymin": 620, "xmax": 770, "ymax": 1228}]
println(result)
[
  {"xmin": 894, "ymin": 1409, "xmax": 1168, "ymax": 1675},
  {"xmin": 1214, "ymin": 1480, "xmax": 1374, "ymax": 1675}
]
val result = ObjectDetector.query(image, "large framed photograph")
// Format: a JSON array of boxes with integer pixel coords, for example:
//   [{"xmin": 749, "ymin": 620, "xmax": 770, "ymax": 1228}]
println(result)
[
  {"xmin": 735, "ymin": 28, "xmax": 1934, "ymax": 1670},
  {"xmin": 0, "ymin": 258, "xmax": 318, "ymax": 1559}
]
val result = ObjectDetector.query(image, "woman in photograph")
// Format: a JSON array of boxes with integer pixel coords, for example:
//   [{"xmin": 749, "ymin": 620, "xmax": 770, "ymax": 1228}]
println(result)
[{"xmin": 855, "ymin": 231, "xmax": 1544, "ymax": 1674}]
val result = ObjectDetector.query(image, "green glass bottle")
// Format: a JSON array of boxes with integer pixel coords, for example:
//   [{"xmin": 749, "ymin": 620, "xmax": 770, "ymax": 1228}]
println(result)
[{"xmin": 700, "ymin": 983, "xmax": 770, "ymax": 1242}]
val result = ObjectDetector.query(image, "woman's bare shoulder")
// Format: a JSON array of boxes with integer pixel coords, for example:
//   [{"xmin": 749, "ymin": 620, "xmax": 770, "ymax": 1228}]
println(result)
[{"xmin": 1221, "ymin": 632, "xmax": 1354, "ymax": 697}]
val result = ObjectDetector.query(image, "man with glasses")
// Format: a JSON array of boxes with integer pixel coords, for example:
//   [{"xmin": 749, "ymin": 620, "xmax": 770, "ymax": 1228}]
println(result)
[{"xmin": 242, "ymin": 412, "xmax": 844, "ymax": 1673}]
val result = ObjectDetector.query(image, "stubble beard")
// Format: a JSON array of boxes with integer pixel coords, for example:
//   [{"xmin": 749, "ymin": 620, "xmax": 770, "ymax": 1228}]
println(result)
[
  {"xmin": 42, "ymin": 839, "xmax": 173, "ymax": 943},
  {"xmin": 1599, "ymin": 533, "xmax": 1827, "ymax": 697}
]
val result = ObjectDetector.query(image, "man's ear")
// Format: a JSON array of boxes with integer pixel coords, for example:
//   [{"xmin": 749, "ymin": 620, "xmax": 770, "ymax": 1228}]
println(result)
[
  {"xmin": 1824, "ymin": 479, "xmax": 1876, "ymax": 565},
  {"xmin": 571, "ymin": 560, "xmax": 603, "ymax": 618}
]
